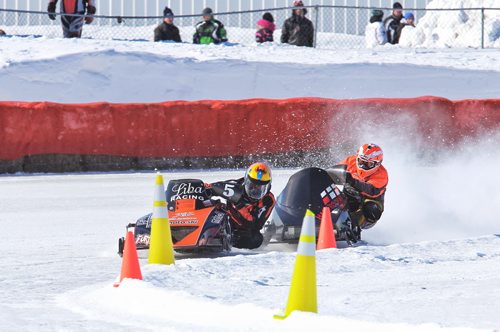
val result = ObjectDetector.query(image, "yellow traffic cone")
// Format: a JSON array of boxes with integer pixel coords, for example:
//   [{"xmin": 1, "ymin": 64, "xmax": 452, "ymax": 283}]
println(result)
[
  {"xmin": 274, "ymin": 209, "xmax": 317, "ymax": 320},
  {"xmin": 148, "ymin": 172, "xmax": 175, "ymax": 265}
]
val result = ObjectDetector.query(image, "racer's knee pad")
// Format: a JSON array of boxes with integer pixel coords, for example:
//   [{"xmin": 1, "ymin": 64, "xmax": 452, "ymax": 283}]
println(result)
[{"xmin": 361, "ymin": 201, "xmax": 383, "ymax": 229}]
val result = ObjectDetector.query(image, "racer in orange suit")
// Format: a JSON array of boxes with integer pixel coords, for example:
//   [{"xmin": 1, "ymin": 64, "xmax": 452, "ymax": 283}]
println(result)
[{"xmin": 339, "ymin": 143, "xmax": 389, "ymax": 230}]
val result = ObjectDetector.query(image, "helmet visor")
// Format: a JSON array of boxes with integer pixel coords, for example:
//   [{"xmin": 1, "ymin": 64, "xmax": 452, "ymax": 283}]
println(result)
[
  {"xmin": 357, "ymin": 155, "xmax": 378, "ymax": 170},
  {"xmin": 244, "ymin": 177, "xmax": 270, "ymax": 200}
]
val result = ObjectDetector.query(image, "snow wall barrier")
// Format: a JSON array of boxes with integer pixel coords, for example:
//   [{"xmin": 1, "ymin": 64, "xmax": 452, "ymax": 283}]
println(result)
[{"xmin": 0, "ymin": 97, "xmax": 498, "ymax": 173}]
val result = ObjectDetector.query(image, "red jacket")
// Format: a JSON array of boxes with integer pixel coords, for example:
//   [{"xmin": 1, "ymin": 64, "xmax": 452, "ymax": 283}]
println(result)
[{"xmin": 340, "ymin": 155, "xmax": 388, "ymax": 199}]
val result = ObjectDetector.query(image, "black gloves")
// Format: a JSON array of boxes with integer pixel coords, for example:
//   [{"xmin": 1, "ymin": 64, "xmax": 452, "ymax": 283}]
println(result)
[
  {"xmin": 47, "ymin": 2, "xmax": 57, "ymax": 20},
  {"xmin": 345, "ymin": 171, "xmax": 354, "ymax": 185},
  {"xmin": 85, "ymin": 5, "xmax": 96, "ymax": 24}
]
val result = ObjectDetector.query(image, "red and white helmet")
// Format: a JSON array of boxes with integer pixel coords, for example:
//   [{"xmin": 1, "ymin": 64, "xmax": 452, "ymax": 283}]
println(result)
[{"xmin": 356, "ymin": 143, "xmax": 383, "ymax": 177}]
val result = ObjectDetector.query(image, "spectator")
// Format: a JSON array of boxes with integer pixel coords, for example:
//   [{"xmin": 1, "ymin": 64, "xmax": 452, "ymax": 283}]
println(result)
[
  {"xmin": 193, "ymin": 8, "xmax": 228, "ymax": 45},
  {"xmin": 393, "ymin": 12, "xmax": 415, "ymax": 44},
  {"xmin": 383, "ymin": 2, "xmax": 403, "ymax": 44},
  {"xmin": 281, "ymin": 0, "xmax": 314, "ymax": 47},
  {"xmin": 154, "ymin": 7, "xmax": 181, "ymax": 42},
  {"xmin": 0, "ymin": 29, "xmax": 5, "ymax": 36},
  {"xmin": 256, "ymin": 12, "xmax": 275, "ymax": 43},
  {"xmin": 365, "ymin": 9, "xmax": 387, "ymax": 48},
  {"xmin": 47, "ymin": 0, "xmax": 96, "ymax": 38}
]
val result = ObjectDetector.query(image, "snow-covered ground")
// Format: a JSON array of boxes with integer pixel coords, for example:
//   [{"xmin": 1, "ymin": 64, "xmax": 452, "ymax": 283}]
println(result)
[
  {"xmin": 0, "ymin": 37, "xmax": 499, "ymax": 102},
  {"xmin": 0, "ymin": 164, "xmax": 499, "ymax": 331},
  {"xmin": 1, "ymin": 1, "xmax": 499, "ymax": 329}
]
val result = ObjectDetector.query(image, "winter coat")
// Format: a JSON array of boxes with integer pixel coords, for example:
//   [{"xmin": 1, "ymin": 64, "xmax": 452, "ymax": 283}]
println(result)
[
  {"xmin": 256, "ymin": 19, "xmax": 276, "ymax": 43},
  {"xmin": 365, "ymin": 20, "xmax": 387, "ymax": 48},
  {"xmin": 340, "ymin": 155, "xmax": 388, "ymax": 201},
  {"xmin": 383, "ymin": 14, "xmax": 403, "ymax": 44},
  {"xmin": 154, "ymin": 22, "xmax": 181, "ymax": 42},
  {"xmin": 51, "ymin": 0, "xmax": 93, "ymax": 14},
  {"xmin": 280, "ymin": 13, "xmax": 314, "ymax": 47},
  {"xmin": 193, "ymin": 19, "xmax": 228, "ymax": 45},
  {"xmin": 393, "ymin": 22, "xmax": 415, "ymax": 44}
]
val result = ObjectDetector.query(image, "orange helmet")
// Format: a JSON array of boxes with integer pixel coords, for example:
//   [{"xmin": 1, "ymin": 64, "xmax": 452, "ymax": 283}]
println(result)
[
  {"xmin": 356, "ymin": 143, "xmax": 383, "ymax": 177},
  {"xmin": 244, "ymin": 162, "xmax": 272, "ymax": 200}
]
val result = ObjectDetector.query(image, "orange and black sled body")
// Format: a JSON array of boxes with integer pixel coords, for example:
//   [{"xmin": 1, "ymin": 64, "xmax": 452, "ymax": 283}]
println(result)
[{"xmin": 118, "ymin": 179, "xmax": 232, "ymax": 255}]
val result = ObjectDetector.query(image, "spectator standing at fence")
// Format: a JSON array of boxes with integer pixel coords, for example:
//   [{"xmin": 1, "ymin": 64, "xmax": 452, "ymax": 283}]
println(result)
[
  {"xmin": 47, "ymin": 0, "xmax": 96, "ymax": 38},
  {"xmin": 193, "ymin": 8, "xmax": 228, "ymax": 45},
  {"xmin": 256, "ymin": 12, "xmax": 276, "ymax": 43},
  {"xmin": 281, "ymin": 0, "xmax": 314, "ymax": 47},
  {"xmin": 154, "ymin": 7, "xmax": 181, "ymax": 43},
  {"xmin": 393, "ymin": 12, "xmax": 415, "ymax": 44},
  {"xmin": 383, "ymin": 2, "xmax": 403, "ymax": 44},
  {"xmin": 365, "ymin": 9, "xmax": 387, "ymax": 48}
]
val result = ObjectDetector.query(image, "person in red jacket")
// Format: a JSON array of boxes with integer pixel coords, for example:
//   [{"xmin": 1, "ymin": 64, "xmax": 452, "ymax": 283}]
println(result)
[
  {"xmin": 47, "ymin": 0, "xmax": 96, "ymax": 38},
  {"xmin": 339, "ymin": 143, "xmax": 389, "ymax": 230}
]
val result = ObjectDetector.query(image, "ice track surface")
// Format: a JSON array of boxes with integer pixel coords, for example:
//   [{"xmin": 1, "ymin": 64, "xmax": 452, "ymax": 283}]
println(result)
[{"xmin": 0, "ymin": 166, "xmax": 499, "ymax": 331}]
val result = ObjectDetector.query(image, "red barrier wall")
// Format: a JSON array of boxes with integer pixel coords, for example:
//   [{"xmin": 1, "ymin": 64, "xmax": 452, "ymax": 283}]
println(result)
[{"xmin": 0, "ymin": 97, "xmax": 498, "ymax": 161}]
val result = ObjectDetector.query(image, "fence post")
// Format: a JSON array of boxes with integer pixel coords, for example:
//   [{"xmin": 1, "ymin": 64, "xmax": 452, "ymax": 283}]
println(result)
[
  {"xmin": 313, "ymin": 5, "xmax": 319, "ymax": 48},
  {"xmin": 481, "ymin": 7, "xmax": 485, "ymax": 49}
]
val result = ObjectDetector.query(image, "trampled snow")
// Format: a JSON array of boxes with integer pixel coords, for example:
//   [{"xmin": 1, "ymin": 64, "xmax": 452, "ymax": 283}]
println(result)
[
  {"xmin": 1, "ymin": 1, "xmax": 500, "ymax": 329},
  {"xmin": 1, "ymin": 159, "xmax": 499, "ymax": 331}
]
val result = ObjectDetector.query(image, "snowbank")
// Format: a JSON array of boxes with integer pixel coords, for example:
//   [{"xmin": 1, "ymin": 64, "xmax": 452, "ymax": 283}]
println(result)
[
  {"xmin": 399, "ymin": 0, "xmax": 500, "ymax": 48},
  {"xmin": 0, "ymin": 37, "xmax": 499, "ymax": 103}
]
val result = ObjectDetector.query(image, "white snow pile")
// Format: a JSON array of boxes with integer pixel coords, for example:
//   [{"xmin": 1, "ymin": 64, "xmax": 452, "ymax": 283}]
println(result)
[
  {"xmin": 1, "ymin": 37, "xmax": 499, "ymax": 102},
  {"xmin": 400, "ymin": 0, "xmax": 500, "ymax": 48}
]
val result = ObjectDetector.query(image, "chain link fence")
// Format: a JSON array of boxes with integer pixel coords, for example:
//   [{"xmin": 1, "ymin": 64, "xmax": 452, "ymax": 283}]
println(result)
[{"xmin": 1, "ymin": 5, "xmax": 499, "ymax": 48}]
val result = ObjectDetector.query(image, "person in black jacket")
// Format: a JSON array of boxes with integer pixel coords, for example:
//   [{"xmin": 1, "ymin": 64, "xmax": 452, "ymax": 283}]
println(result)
[
  {"xmin": 384, "ymin": 2, "xmax": 404, "ymax": 44},
  {"xmin": 281, "ymin": 0, "xmax": 314, "ymax": 47},
  {"xmin": 154, "ymin": 7, "xmax": 181, "ymax": 42}
]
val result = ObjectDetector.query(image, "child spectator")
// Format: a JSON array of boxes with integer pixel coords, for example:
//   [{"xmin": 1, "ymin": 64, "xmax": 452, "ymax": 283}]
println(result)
[
  {"xmin": 384, "ymin": 2, "xmax": 403, "ymax": 44},
  {"xmin": 154, "ymin": 7, "xmax": 182, "ymax": 42},
  {"xmin": 47, "ymin": 0, "xmax": 96, "ymax": 38},
  {"xmin": 365, "ymin": 9, "xmax": 387, "ymax": 48},
  {"xmin": 394, "ymin": 12, "xmax": 416, "ymax": 45},
  {"xmin": 193, "ymin": 8, "xmax": 228, "ymax": 45},
  {"xmin": 256, "ymin": 12, "xmax": 275, "ymax": 43}
]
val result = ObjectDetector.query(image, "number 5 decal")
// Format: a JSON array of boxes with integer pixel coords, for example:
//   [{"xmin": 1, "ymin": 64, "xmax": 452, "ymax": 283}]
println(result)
[{"xmin": 223, "ymin": 184, "xmax": 235, "ymax": 197}]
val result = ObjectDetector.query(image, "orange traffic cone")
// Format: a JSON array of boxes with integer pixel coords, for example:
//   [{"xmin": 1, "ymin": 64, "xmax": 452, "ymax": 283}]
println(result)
[
  {"xmin": 317, "ymin": 207, "xmax": 337, "ymax": 250},
  {"xmin": 114, "ymin": 231, "xmax": 143, "ymax": 287}
]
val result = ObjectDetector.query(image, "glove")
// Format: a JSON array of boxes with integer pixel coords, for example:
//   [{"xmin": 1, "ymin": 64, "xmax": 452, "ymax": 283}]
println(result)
[
  {"xmin": 203, "ymin": 183, "xmax": 214, "ymax": 197},
  {"xmin": 47, "ymin": 2, "xmax": 57, "ymax": 20},
  {"xmin": 343, "ymin": 183, "xmax": 361, "ymax": 212},
  {"xmin": 85, "ymin": 5, "xmax": 96, "ymax": 24},
  {"xmin": 345, "ymin": 171, "xmax": 354, "ymax": 185}
]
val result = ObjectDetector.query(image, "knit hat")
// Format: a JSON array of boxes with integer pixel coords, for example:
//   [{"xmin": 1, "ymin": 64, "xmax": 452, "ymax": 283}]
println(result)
[
  {"xmin": 292, "ymin": 0, "xmax": 307, "ymax": 15},
  {"xmin": 371, "ymin": 9, "xmax": 384, "ymax": 17},
  {"xmin": 262, "ymin": 12, "xmax": 274, "ymax": 23},
  {"xmin": 404, "ymin": 12, "xmax": 414, "ymax": 20},
  {"xmin": 393, "ymin": 2, "xmax": 403, "ymax": 9},
  {"xmin": 163, "ymin": 7, "xmax": 174, "ymax": 18},
  {"xmin": 202, "ymin": 7, "xmax": 213, "ymax": 16}
]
